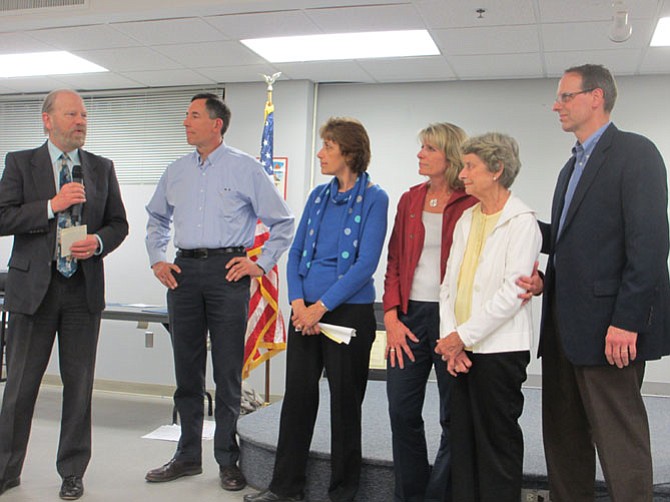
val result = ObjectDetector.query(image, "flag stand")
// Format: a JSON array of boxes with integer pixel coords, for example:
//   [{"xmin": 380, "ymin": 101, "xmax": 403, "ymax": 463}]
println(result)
[{"xmin": 265, "ymin": 358, "xmax": 271, "ymax": 405}]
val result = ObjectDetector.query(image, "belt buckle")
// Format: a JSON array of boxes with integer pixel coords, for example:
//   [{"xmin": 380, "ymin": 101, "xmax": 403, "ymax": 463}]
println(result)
[{"xmin": 199, "ymin": 249, "xmax": 208, "ymax": 259}]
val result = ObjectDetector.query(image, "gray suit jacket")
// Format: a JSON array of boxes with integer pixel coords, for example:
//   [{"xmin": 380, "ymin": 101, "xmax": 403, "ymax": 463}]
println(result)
[
  {"xmin": 539, "ymin": 124, "xmax": 670, "ymax": 365},
  {"xmin": 0, "ymin": 141, "xmax": 128, "ymax": 314}
]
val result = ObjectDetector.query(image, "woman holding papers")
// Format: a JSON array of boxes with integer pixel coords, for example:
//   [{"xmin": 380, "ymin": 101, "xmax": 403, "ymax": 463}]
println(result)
[
  {"xmin": 435, "ymin": 133, "xmax": 541, "ymax": 502},
  {"xmin": 382, "ymin": 122, "xmax": 475, "ymax": 502},
  {"xmin": 244, "ymin": 117, "xmax": 388, "ymax": 502}
]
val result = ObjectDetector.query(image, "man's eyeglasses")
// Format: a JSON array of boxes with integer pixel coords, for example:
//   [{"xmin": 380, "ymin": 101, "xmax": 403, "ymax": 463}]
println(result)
[{"xmin": 555, "ymin": 88, "xmax": 596, "ymax": 104}]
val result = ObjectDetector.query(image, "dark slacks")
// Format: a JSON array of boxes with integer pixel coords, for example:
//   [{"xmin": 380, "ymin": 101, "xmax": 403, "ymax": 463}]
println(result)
[
  {"xmin": 542, "ymin": 309, "xmax": 652, "ymax": 502},
  {"xmin": 386, "ymin": 300, "xmax": 452, "ymax": 502},
  {"xmin": 167, "ymin": 252, "xmax": 250, "ymax": 467},
  {"xmin": 0, "ymin": 268, "xmax": 101, "ymax": 480},
  {"xmin": 269, "ymin": 303, "xmax": 376, "ymax": 502},
  {"xmin": 450, "ymin": 351, "xmax": 529, "ymax": 502}
]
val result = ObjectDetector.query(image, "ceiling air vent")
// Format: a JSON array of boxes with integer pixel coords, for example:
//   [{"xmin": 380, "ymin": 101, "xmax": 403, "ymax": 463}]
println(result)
[{"xmin": 0, "ymin": 0, "xmax": 86, "ymax": 13}]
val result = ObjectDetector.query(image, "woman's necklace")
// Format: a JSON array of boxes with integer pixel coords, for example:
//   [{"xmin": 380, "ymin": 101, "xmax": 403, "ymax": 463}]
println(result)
[{"xmin": 427, "ymin": 184, "xmax": 451, "ymax": 208}]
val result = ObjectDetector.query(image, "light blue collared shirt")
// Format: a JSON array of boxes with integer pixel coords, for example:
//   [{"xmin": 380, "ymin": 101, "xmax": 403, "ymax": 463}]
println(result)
[
  {"xmin": 47, "ymin": 140, "xmax": 103, "ymax": 254},
  {"xmin": 47, "ymin": 140, "xmax": 81, "ymax": 219},
  {"xmin": 145, "ymin": 141, "xmax": 295, "ymax": 272},
  {"xmin": 558, "ymin": 121, "xmax": 611, "ymax": 235}
]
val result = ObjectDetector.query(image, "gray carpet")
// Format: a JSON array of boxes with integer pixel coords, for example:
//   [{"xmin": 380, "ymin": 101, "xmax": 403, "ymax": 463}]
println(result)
[{"xmin": 239, "ymin": 380, "xmax": 670, "ymax": 501}]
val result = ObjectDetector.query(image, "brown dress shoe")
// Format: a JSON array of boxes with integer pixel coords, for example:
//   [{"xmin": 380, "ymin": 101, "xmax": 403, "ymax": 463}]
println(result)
[
  {"xmin": 219, "ymin": 464, "xmax": 247, "ymax": 491},
  {"xmin": 145, "ymin": 458, "xmax": 202, "ymax": 482}
]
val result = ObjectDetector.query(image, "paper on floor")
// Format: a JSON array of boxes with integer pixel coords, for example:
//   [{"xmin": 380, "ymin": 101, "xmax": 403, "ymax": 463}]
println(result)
[{"xmin": 142, "ymin": 420, "xmax": 216, "ymax": 441}]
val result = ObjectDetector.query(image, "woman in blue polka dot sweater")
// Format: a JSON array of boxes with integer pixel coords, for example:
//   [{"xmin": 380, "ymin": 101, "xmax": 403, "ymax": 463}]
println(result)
[{"xmin": 244, "ymin": 117, "xmax": 388, "ymax": 502}]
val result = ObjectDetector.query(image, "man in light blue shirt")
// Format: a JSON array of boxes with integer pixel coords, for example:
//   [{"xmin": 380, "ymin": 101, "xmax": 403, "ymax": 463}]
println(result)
[{"xmin": 144, "ymin": 93, "xmax": 294, "ymax": 491}]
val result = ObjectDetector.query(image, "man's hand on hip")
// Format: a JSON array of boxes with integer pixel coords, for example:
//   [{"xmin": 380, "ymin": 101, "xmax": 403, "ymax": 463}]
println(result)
[
  {"xmin": 225, "ymin": 256, "xmax": 263, "ymax": 282},
  {"xmin": 152, "ymin": 261, "xmax": 181, "ymax": 290}
]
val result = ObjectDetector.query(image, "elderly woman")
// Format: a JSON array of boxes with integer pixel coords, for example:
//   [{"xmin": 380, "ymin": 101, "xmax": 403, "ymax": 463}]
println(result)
[
  {"xmin": 435, "ymin": 133, "xmax": 541, "ymax": 502},
  {"xmin": 383, "ymin": 123, "xmax": 475, "ymax": 502},
  {"xmin": 244, "ymin": 118, "xmax": 388, "ymax": 502}
]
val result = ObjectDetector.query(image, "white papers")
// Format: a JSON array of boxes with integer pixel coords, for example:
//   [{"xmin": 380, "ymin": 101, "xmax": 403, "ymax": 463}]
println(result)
[
  {"xmin": 142, "ymin": 420, "xmax": 216, "ymax": 442},
  {"xmin": 320, "ymin": 323, "xmax": 356, "ymax": 345},
  {"xmin": 60, "ymin": 224, "xmax": 87, "ymax": 257}
]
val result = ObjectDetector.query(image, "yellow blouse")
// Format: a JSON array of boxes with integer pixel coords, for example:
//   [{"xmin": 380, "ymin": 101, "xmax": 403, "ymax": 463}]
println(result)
[{"xmin": 454, "ymin": 204, "xmax": 502, "ymax": 325}]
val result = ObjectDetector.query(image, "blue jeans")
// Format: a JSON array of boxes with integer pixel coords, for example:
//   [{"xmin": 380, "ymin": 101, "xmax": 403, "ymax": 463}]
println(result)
[{"xmin": 386, "ymin": 301, "xmax": 452, "ymax": 502}]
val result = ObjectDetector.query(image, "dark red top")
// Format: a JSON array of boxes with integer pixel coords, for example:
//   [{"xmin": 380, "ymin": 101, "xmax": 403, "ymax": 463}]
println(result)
[{"xmin": 382, "ymin": 182, "xmax": 476, "ymax": 314}]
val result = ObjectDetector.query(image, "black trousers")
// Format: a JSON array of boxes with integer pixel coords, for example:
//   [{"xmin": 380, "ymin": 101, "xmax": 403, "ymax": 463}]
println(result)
[
  {"xmin": 450, "ymin": 351, "xmax": 529, "ymax": 502},
  {"xmin": 168, "ymin": 252, "xmax": 250, "ymax": 467},
  {"xmin": 542, "ymin": 306, "xmax": 652, "ymax": 502},
  {"xmin": 386, "ymin": 300, "xmax": 452, "ymax": 502},
  {"xmin": 269, "ymin": 303, "xmax": 376, "ymax": 502},
  {"xmin": 0, "ymin": 268, "xmax": 101, "ymax": 480}
]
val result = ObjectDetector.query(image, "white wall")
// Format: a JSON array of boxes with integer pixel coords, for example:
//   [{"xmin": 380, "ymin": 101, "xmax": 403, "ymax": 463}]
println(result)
[{"xmin": 2, "ymin": 74, "xmax": 670, "ymax": 394}]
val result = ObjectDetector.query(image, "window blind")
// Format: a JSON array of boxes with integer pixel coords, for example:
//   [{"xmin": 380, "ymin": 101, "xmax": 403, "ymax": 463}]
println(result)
[{"xmin": 0, "ymin": 86, "xmax": 224, "ymax": 184}]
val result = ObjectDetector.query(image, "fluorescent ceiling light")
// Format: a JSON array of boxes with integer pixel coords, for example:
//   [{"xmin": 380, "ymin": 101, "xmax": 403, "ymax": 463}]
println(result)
[
  {"xmin": 0, "ymin": 51, "xmax": 108, "ymax": 78},
  {"xmin": 650, "ymin": 17, "xmax": 670, "ymax": 46},
  {"xmin": 241, "ymin": 30, "xmax": 440, "ymax": 63}
]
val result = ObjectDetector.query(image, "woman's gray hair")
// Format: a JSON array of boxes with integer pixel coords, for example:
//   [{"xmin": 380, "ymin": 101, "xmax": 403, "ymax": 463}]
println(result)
[{"xmin": 462, "ymin": 132, "xmax": 521, "ymax": 189}]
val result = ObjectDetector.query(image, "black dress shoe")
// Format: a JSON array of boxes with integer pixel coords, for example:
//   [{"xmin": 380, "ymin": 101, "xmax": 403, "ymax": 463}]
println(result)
[
  {"xmin": 0, "ymin": 477, "xmax": 20, "ymax": 495},
  {"xmin": 243, "ymin": 488, "xmax": 305, "ymax": 501},
  {"xmin": 219, "ymin": 464, "xmax": 246, "ymax": 491},
  {"xmin": 145, "ymin": 458, "xmax": 202, "ymax": 482},
  {"xmin": 59, "ymin": 476, "xmax": 83, "ymax": 500}
]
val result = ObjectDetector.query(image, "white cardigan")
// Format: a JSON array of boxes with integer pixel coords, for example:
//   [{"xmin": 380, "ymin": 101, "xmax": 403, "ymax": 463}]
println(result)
[{"xmin": 439, "ymin": 194, "xmax": 542, "ymax": 353}]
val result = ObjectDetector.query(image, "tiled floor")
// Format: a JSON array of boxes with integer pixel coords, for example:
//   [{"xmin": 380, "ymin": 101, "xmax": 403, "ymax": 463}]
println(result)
[{"xmin": 0, "ymin": 385, "xmax": 257, "ymax": 501}]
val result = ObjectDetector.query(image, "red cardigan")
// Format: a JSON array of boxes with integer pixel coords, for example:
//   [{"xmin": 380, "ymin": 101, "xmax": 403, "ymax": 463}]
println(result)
[{"xmin": 382, "ymin": 182, "xmax": 476, "ymax": 315}]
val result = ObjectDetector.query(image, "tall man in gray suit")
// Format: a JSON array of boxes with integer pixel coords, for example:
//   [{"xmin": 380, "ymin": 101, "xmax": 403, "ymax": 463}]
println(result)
[
  {"xmin": 0, "ymin": 89, "xmax": 128, "ymax": 500},
  {"xmin": 520, "ymin": 64, "xmax": 670, "ymax": 501}
]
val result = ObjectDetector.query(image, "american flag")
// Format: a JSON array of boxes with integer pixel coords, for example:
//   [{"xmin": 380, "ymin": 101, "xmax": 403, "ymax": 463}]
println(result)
[{"xmin": 242, "ymin": 99, "xmax": 287, "ymax": 379}]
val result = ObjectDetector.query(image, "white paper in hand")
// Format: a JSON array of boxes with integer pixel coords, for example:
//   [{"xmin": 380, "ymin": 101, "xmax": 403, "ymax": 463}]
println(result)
[
  {"xmin": 320, "ymin": 323, "xmax": 356, "ymax": 345},
  {"xmin": 60, "ymin": 224, "xmax": 87, "ymax": 257}
]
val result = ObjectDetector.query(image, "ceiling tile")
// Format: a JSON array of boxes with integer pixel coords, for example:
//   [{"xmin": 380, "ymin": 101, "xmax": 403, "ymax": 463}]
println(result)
[
  {"xmin": 541, "ymin": 20, "xmax": 654, "ymax": 52},
  {"xmin": 638, "ymin": 47, "xmax": 670, "ymax": 73},
  {"xmin": 0, "ymin": 32, "xmax": 55, "ymax": 54},
  {"xmin": 449, "ymin": 52, "xmax": 544, "ymax": 79},
  {"xmin": 416, "ymin": 0, "xmax": 537, "ymax": 29},
  {"xmin": 0, "ymin": 75, "xmax": 75, "ymax": 94},
  {"xmin": 25, "ymin": 25, "xmax": 141, "ymax": 51},
  {"xmin": 120, "ymin": 69, "xmax": 217, "ymax": 87},
  {"xmin": 111, "ymin": 18, "xmax": 228, "ymax": 45},
  {"xmin": 75, "ymin": 47, "xmax": 183, "ymax": 72},
  {"xmin": 151, "ymin": 41, "xmax": 265, "ymax": 68},
  {"xmin": 360, "ymin": 56, "xmax": 456, "ymax": 82},
  {"xmin": 544, "ymin": 49, "xmax": 643, "ymax": 76},
  {"xmin": 538, "ymin": 0, "xmax": 658, "ymax": 23},
  {"xmin": 52, "ymin": 72, "xmax": 146, "ymax": 91},
  {"xmin": 204, "ymin": 11, "xmax": 320, "ymax": 39},
  {"xmin": 196, "ymin": 65, "xmax": 284, "ymax": 84},
  {"xmin": 306, "ymin": 4, "xmax": 424, "ymax": 32},
  {"xmin": 274, "ymin": 60, "xmax": 375, "ymax": 83},
  {"xmin": 433, "ymin": 25, "xmax": 539, "ymax": 55}
]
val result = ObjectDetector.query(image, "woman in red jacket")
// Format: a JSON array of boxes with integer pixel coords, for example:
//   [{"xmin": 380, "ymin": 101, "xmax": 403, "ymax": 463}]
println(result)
[{"xmin": 383, "ymin": 123, "xmax": 475, "ymax": 502}]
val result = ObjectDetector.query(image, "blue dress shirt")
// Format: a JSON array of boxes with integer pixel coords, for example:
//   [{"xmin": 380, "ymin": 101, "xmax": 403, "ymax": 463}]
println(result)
[
  {"xmin": 558, "ymin": 121, "xmax": 611, "ymax": 236},
  {"xmin": 145, "ymin": 141, "xmax": 294, "ymax": 272}
]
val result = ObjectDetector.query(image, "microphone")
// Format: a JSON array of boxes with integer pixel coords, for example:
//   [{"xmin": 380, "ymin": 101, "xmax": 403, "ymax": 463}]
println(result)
[{"xmin": 71, "ymin": 165, "xmax": 84, "ymax": 223}]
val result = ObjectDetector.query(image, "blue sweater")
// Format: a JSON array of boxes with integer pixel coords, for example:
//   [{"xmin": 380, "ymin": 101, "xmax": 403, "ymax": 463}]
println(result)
[{"xmin": 287, "ymin": 182, "xmax": 388, "ymax": 309}]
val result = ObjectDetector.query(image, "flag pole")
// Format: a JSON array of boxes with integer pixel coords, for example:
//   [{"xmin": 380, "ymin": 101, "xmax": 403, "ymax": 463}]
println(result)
[{"xmin": 261, "ymin": 72, "xmax": 281, "ymax": 404}]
